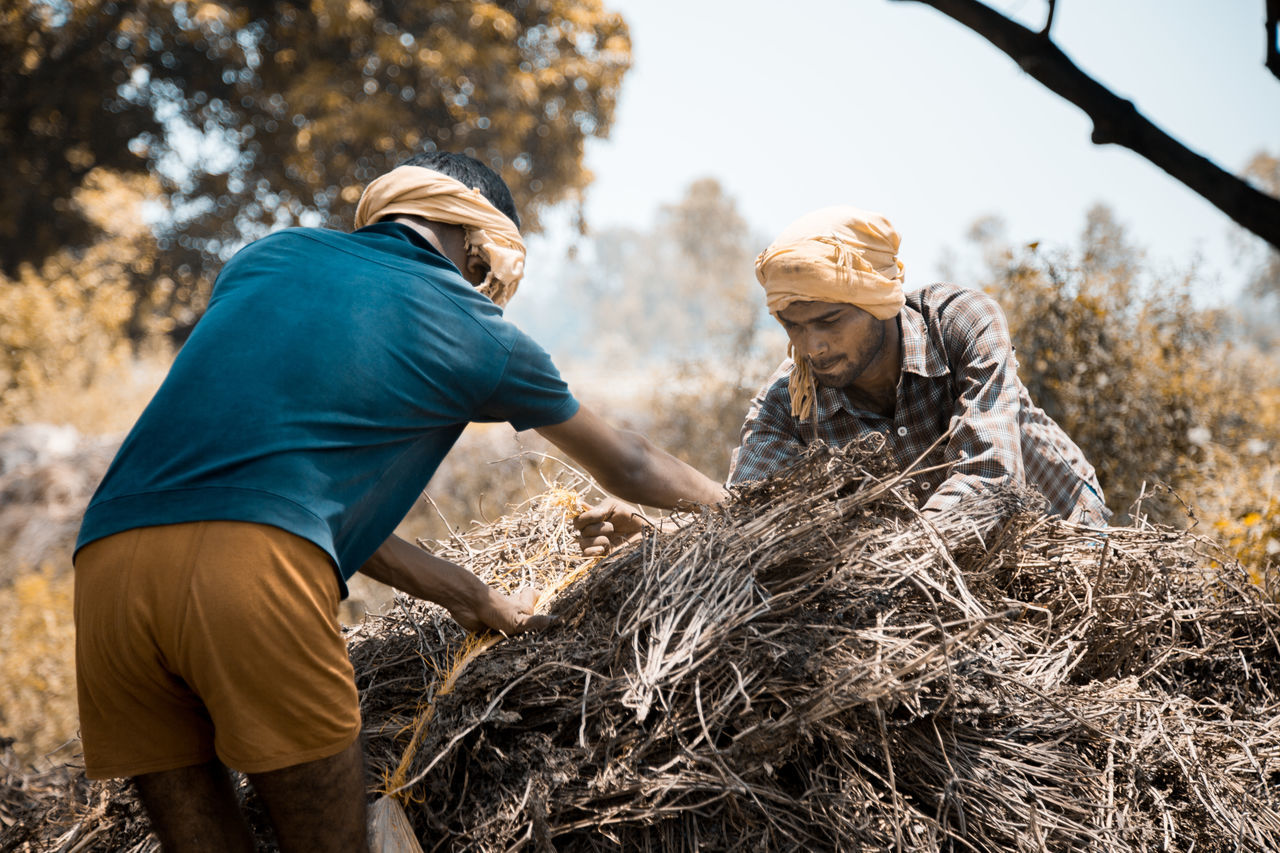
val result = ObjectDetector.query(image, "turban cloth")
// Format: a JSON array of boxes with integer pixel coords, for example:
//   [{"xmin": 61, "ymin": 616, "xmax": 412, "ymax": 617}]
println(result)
[
  {"xmin": 354, "ymin": 166, "xmax": 526, "ymax": 307},
  {"xmin": 754, "ymin": 206, "xmax": 906, "ymax": 421}
]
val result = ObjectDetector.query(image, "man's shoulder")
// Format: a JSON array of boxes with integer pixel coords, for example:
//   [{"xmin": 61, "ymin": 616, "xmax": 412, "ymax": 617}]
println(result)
[
  {"xmin": 910, "ymin": 283, "xmax": 1006, "ymax": 335},
  {"xmin": 239, "ymin": 226, "xmax": 340, "ymax": 251},
  {"xmin": 223, "ymin": 227, "xmax": 374, "ymax": 274},
  {"xmin": 759, "ymin": 359, "xmax": 795, "ymax": 398},
  {"xmin": 742, "ymin": 360, "xmax": 799, "ymax": 424},
  {"xmin": 909, "ymin": 282, "xmax": 999, "ymax": 313}
]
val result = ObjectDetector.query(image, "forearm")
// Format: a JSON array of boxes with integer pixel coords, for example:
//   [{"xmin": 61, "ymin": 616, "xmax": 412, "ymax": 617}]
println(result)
[
  {"xmin": 360, "ymin": 534, "xmax": 489, "ymax": 611},
  {"xmin": 537, "ymin": 405, "xmax": 726, "ymax": 510},
  {"xmin": 601, "ymin": 430, "xmax": 727, "ymax": 508},
  {"xmin": 362, "ymin": 535, "xmax": 553, "ymax": 635}
]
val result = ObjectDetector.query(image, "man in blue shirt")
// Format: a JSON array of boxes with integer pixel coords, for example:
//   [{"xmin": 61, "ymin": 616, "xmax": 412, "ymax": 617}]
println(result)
[{"xmin": 74, "ymin": 152, "xmax": 726, "ymax": 852}]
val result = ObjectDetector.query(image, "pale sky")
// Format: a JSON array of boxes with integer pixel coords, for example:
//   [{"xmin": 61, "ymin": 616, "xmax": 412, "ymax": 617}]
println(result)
[{"xmin": 519, "ymin": 0, "xmax": 1279, "ymax": 308}]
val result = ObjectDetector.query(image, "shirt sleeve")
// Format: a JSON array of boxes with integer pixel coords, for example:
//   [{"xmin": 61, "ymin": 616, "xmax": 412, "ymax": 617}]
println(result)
[
  {"xmin": 473, "ymin": 332, "xmax": 580, "ymax": 432},
  {"xmin": 728, "ymin": 364, "xmax": 806, "ymax": 485},
  {"xmin": 923, "ymin": 292, "xmax": 1026, "ymax": 515}
]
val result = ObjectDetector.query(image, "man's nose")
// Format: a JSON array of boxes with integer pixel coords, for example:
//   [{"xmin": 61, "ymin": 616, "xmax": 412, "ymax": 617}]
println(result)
[{"xmin": 802, "ymin": 329, "xmax": 829, "ymax": 357}]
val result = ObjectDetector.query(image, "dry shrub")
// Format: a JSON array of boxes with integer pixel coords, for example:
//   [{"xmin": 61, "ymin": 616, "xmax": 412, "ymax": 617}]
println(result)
[
  {"xmin": 0, "ymin": 567, "xmax": 78, "ymax": 770},
  {"xmin": 0, "ymin": 169, "xmax": 173, "ymax": 431},
  {"xmin": 968, "ymin": 206, "xmax": 1280, "ymax": 586},
  {"xmin": 396, "ymin": 422, "xmax": 579, "ymax": 545},
  {"xmin": 639, "ymin": 355, "xmax": 778, "ymax": 484},
  {"xmin": 986, "ymin": 213, "xmax": 1251, "ymax": 523},
  {"xmin": 345, "ymin": 448, "xmax": 1279, "ymax": 852},
  {"xmin": 1192, "ymin": 384, "xmax": 1280, "ymax": 588}
]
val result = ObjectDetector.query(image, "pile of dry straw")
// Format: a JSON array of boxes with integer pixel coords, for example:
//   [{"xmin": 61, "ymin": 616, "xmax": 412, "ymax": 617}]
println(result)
[{"xmin": 6, "ymin": 442, "xmax": 1279, "ymax": 852}]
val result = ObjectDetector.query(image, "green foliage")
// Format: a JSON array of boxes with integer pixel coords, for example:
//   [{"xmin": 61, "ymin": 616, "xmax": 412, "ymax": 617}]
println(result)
[{"xmin": 2, "ymin": 0, "xmax": 632, "ymax": 333}]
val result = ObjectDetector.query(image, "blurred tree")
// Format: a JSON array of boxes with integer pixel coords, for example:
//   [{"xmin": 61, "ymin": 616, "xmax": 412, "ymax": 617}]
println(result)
[
  {"xmin": 573, "ymin": 178, "xmax": 764, "ymax": 363},
  {"xmin": 0, "ymin": 169, "xmax": 158, "ymax": 427},
  {"xmin": 890, "ymin": 0, "xmax": 1280, "ymax": 251},
  {"xmin": 525, "ymin": 178, "xmax": 773, "ymax": 481},
  {"xmin": 1224, "ymin": 149, "xmax": 1280, "ymax": 351},
  {"xmin": 2, "ymin": 0, "xmax": 631, "ymax": 335},
  {"xmin": 974, "ymin": 204, "xmax": 1268, "ymax": 524},
  {"xmin": 613, "ymin": 179, "xmax": 772, "ymax": 481},
  {"xmin": 1241, "ymin": 150, "xmax": 1280, "ymax": 298}
]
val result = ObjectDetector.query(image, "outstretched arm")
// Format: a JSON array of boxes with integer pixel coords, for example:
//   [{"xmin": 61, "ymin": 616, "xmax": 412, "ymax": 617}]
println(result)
[
  {"xmin": 360, "ymin": 533, "xmax": 553, "ymax": 634},
  {"xmin": 536, "ymin": 404, "xmax": 728, "ymax": 509},
  {"xmin": 537, "ymin": 404, "xmax": 727, "ymax": 557}
]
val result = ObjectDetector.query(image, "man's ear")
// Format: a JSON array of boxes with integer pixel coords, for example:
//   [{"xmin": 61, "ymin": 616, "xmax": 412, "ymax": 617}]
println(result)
[{"xmin": 464, "ymin": 252, "xmax": 490, "ymax": 286}]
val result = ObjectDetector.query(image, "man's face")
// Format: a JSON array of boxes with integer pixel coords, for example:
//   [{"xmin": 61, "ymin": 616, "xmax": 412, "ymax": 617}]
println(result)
[{"xmin": 776, "ymin": 300, "xmax": 886, "ymax": 389}]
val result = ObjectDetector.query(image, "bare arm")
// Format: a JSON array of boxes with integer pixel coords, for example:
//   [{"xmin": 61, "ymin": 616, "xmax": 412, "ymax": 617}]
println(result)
[
  {"xmin": 536, "ymin": 404, "xmax": 728, "ymax": 509},
  {"xmin": 360, "ymin": 533, "xmax": 552, "ymax": 634}
]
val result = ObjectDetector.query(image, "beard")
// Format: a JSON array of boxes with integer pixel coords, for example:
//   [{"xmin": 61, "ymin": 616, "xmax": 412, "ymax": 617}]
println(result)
[{"xmin": 808, "ymin": 321, "xmax": 886, "ymax": 389}]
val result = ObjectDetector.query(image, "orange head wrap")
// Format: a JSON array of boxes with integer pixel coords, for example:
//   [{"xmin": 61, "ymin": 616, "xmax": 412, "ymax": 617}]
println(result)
[
  {"xmin": 755, "ymin": 206, "xmax": 906, "ymax": 421},
  {"xmin": 354, "ymin": 166, "xmax": 526, "ymax": 307}
]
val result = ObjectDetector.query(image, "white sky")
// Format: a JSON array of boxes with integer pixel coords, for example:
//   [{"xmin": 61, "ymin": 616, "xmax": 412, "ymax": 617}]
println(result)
[{"xmin": 520, "ymin": 0, "xmax": 1279, "ymax": 307}]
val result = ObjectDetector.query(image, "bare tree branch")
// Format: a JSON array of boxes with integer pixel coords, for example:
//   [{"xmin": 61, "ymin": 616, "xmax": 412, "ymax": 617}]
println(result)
[
  {"xmin": 1041, "ymin": 0, "xmax": 1056, "ymax": 37},
  {"xmin": 890, "ymin": 0, "xmax": 1280, "ymax": 251},
  {"xmin": 1267, "ymin": 0, "xmax": 1280, "ymax": 81}
]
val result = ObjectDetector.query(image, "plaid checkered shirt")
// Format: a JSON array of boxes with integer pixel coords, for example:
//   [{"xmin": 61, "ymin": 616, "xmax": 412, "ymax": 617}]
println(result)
[{"xmin": 729, "ymin": 284, "xmax": 1111, "ymax": 526}]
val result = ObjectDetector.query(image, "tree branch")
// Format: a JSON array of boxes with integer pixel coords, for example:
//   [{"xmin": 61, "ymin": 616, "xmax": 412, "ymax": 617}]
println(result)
[
  {"xmin": 890, "ymin": 0, "xmax": 1280, "ymax": 251},
  {"xmin": 1267, "ymin": 0, "xmax": 1280, "ymax": 82}
]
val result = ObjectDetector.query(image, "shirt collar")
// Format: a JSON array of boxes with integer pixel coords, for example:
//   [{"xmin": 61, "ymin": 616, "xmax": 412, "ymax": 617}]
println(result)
[{"xmin": 899, "ymin": 302, "xmax": 950, "ymax": 379}]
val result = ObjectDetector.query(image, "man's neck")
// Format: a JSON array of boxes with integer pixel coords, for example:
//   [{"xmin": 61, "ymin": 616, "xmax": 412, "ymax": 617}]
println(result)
[
  {"xmin": 384, "ymin": 214, "xmax": 450, "ymax": 257},
  {"xmin": 844, "ymin": 317, "xmax": 902, "ymax": 416}
]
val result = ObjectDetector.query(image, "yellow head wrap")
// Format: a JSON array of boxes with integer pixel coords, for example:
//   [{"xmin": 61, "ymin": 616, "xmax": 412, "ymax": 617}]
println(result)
[
  {"xmin": 754, "ymin": 206, "xmax": 906, "ymax": 421},
  {"xmin": 354, "ymin": 165, "xmax": 526, "ymax": 307}
]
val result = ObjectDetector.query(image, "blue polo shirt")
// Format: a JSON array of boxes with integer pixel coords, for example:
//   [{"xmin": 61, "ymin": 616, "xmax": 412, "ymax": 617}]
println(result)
[{"xmin": 76, "ymin": 222, "xmax": 579, "ymax": 590}]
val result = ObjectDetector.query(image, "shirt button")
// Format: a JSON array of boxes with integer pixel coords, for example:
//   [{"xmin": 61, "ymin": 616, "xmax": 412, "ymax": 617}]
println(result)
[
  {"xmin": 922, "ymin": 482, "xmax": 932, "ymax": 490},
  {"xmin": 896, "ymin": 426, "xmax": 908, "ymax": 436}
]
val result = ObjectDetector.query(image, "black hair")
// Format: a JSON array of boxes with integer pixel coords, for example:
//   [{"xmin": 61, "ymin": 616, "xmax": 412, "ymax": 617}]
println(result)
[{"xmin": 396, "ymin": 151, "xmax": 521, "ymax": 230}]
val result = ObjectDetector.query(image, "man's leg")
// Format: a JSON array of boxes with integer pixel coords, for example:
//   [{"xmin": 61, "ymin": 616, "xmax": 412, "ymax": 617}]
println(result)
[
  {"xmin": 132, "ymin": 760, "xmax": 255, "ymax": 853},
  {"xmin": 247, "ymin": 737, "xmax": 371, "ymax": 853}
]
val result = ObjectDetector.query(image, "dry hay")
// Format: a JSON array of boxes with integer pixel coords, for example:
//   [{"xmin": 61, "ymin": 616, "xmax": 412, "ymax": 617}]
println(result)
[
  {"xmin": 355, "ymin": 442, "xmax": 1280, "ymax": 852},
  {"xmin": 5, "ymin": 442, "xmax": 1279, "ymax": 852}
]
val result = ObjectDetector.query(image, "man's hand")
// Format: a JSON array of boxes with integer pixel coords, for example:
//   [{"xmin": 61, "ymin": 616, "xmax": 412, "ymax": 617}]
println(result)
[
  {"xmin": 445, "ymin": 586, "xmax": 555, "ymax": 635},
  {"xmin": 574, "ymin": 498, "xmax": 648, "ymax": 557}
]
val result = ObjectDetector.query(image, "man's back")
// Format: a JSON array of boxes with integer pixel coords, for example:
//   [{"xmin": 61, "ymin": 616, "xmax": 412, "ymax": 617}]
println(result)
[{"xmin": 77, "ymin": 221, "xmax": 578, "ymax": 582}]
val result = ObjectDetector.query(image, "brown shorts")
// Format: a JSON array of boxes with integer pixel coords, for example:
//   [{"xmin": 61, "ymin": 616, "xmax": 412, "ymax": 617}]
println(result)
[{"xmin": 74, "ymin": 520, "xmax": 361, "ymax": 779}]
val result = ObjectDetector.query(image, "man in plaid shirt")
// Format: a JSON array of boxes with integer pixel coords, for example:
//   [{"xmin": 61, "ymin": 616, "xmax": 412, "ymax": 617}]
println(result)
[
  {"xmin": 575, "ymin": 206, "xmax": 1108, "ymax": 556},
  {"xmin": 731, "ymin": 205, "xmax": 1109, "ymax": 525}
]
